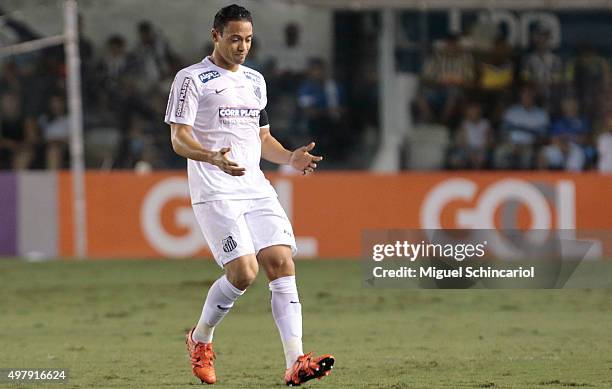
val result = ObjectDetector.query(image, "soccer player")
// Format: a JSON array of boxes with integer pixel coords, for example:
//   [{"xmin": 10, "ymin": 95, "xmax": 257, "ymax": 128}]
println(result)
[{"xmin": 164, "ymin": 4, "xmax": 334, "ymax": 386}]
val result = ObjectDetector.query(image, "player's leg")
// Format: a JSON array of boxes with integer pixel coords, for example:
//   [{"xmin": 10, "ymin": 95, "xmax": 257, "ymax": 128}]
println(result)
[
  {"xmin": 246, "ymin": 197, "xmax": 334, "ymax": 385},
  {"xmin": 257, "ymin": 245, "xmax": 302, "ymax": 367},
  {"xmin": 193, "ymin": 254, "xmax": 258, "ymax": 343},
  {"xmin": 258, "ymin": 244, "xmax": 334, "ymax": 386},
  {"xmin": 188, "ymin": 200, "xmax": 257, "ymax": 384},
  {"xmin": 245, "ymin": 197, "xmax": 302, "ymax": 367}
]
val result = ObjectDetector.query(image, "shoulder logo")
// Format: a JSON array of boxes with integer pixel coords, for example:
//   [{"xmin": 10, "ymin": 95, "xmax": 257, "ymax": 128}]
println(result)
[
  {"xmin": 199, "ymin": 70, "xmax": 220, "ymax": 84},
  {"xmin": 244, "ymin": 71, "xmax": 262, "ymax": 82},
  {"xmin": 175, "ymin": 77, "xmax": 193, "ymax": 117},
  {"xmin": 222, "ymin": 236, "xmax": 238, "ymax": 253}
]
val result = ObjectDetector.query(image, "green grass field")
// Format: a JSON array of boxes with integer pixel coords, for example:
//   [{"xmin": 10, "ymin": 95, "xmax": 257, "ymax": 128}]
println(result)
[{"xmin": 1, "ymin": 259, "xmax": 611, "ymax": 388}]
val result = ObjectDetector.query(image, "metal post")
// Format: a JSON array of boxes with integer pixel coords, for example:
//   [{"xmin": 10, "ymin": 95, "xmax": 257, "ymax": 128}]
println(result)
[
  {"xmin": 371, "ymin": 8, "xmax": 399, "ymax": 172},
  {"xmin": 63, "ymin": 0, "xmax": 87, "ymax": 258}
]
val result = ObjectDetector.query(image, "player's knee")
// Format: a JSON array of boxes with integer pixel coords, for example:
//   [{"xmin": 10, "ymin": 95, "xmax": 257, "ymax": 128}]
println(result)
[
  {"xmin": 232, "ymin": 275, "xmax": 256, "ymax": 290},
  {"xmin": 226, "ymin": 259, "xmax": 259, "ymax": 290},
  {"xmin": 269, "ymin": 256, "xmax": 294, "ymax": 273},
  {"xmin": 259, "ymin": 247, "xmax": 295, "ymax": 280}
]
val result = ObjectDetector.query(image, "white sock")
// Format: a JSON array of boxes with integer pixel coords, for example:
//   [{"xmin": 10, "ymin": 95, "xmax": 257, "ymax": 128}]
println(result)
[
  {"xmin": 269, "ymin": 275, "xmax": 304, "ymax": 368},
  {"xmin": 193, "ymin": 275, "xmax": 244, "ymax": 343}
]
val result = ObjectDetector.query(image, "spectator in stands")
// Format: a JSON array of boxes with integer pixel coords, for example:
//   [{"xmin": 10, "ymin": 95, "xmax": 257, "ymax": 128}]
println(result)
[
  {"xmin": 138, "ymin": 91, "xmax": 174, "ymax": 169},
  {"xmin": 96, "ymin": 35, "xmax": 130, "ymax": 119},
  {"xmin": 265, "ymin": 22, "xmax": 309, "ymax": 107},
  {"xmin": 352, "ymin": 62, "xmax": 379, "ymax": 156},
  {"xmin": 537, "ymin": 136, "xmax": 585, "ymax": 171},
  {"xmin": 0, "ymin": 93, "xmax": 36, "ymax": 169},
  {"xmin": 39, "ymin": 95, "xmax": 70, "ymax": 170},
  {"xmin": 416, "ymin": 33, "xmax": 475, "ymax": 124},
  {"xmin": 274, "ymin": 22, "xmax": 307, "ymax": 77},
  {"xmin": 297, "ymin": 58, "xmax": 346, "ymax": 160},
  {"xmin": 537, "ymin": 97, "xmax": 589, "ymax": 172},
  {"xmin": 113, "ymin": 80, "xmax": 157, "ymax": 168},
  {"xmin": 476, "ymin": 35, "xmax": 514, "ymax": 123},
  {"xmin": 521, "ymin": 27, "xmax": 563, "ymax": 109},
  {"xmin": 566, "ymin": 44, "xmax": 610, "ymax": 126},
  {"xmin": 97, "ymin": 35, "xmax": 129, "ymax": 92},
  {"xmin": 597, "ymin": 112, "xmax": 612, "ymax": 173},
  {"xmin": 478, "ymin": 36, "xmax": 514, "ymax": 91},
  {"xmin": 495, "ymin": 86, "xmax": 549, "ymax": 169},
  {"xmin": 129, "ymin": 21, "xmax": 177, "ymax": 93},
  {"xmin": 537, "ymin": 134, "xmax": 586, "ymax": 172},
  {"xmin": 448, "ymin": 101, "xmax": 492, "ymax": 169},
  {"xmin": 550, "ymin": 96, "xmax": 594, "ymax": 163}
]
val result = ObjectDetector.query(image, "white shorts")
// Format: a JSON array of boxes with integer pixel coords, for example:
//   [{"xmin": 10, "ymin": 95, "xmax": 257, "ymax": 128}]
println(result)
[{"xmin": 193, "ymin": 196, "xmax": 297, "ymax": 268}]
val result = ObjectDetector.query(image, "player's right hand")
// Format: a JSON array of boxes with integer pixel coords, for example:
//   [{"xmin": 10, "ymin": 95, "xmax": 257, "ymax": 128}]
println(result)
[{"xmin": 211, "ymin": 147, "xmax": 246, "ymax": 176}]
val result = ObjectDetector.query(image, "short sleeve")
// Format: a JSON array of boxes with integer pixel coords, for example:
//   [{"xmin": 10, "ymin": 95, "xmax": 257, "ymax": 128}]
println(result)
[
  {"xmin": 260, "ymin": 77, "xmax": 268, "ymax": 110},
  {"xmin": 164, "ymin": 70, "xmax": 200, "ymax": 126}
]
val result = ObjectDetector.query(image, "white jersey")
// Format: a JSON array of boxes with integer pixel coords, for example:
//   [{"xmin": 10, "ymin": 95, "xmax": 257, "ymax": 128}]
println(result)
[{"xmin": 165, "ymin": 57, "xmax": 276, "ymax": 204}]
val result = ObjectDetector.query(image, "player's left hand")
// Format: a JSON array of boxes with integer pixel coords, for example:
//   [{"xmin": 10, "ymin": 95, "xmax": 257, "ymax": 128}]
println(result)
[{"xmin": 290, "ymin": 142, "xmax": 323, "ymax": 175}]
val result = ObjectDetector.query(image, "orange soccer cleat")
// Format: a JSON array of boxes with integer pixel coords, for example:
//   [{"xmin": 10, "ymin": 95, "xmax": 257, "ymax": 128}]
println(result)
[
  {"xmin": 284, "ymin": 352, "xmax": 335, "ymax": 386},
  {"xmin": 186, "ymin": 328, "xmax": 217, "ymax": 384}
]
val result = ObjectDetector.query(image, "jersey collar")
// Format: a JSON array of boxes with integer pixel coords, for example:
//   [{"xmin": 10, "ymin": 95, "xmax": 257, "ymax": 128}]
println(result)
[{"xmin": 203, "ymin": 56, "xmax": 243, "ymax": 76}]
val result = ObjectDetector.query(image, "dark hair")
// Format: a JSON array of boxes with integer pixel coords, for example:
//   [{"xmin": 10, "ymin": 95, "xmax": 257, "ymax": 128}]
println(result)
[
  {"xmin": 138, "ymin": 20, "xmax": 153, "ymax": 34},
  {"xmin": 213, "ymin": 4, "xmax": 252, "ymax": 32},
  {"xmin": 107, "ymin": 35, "xmax": 125, "ymax": 47},
  {"xmin": 308, "ymin": 57, "xmax": 325, "ymax": 68}
]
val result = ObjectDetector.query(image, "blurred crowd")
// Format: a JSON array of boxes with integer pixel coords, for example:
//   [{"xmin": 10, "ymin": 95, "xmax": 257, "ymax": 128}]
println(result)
[
  {"xmin": 0, "ymin": 10, "xmax": 348, "ymax": 171},
  {"xmin": 0, "ymin": 12, "xmax": 180, "ymax": 170},
  {"xmin": 3, "ymin": 9, "xmax": 612, "ymax": 173},
  {"xmin": 415, "ymin": 28, "xmax": 612, "ymax": 172}
]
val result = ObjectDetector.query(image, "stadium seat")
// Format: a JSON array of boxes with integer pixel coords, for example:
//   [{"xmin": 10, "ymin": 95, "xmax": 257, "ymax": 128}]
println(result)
[{"xmin": 405, "ymin": 124, "xmax": 450, "ymax": 170}]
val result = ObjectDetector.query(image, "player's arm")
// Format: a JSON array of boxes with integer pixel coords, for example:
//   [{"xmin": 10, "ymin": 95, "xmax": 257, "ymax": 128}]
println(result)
[
  {"xmin": 259, "ymin": 119, "xmax": 323, "ymax": 174},
  {"xmin": 170, "ymin": 123, "xmax": 245, "ymax": 176},
  {"xmin": 259, "ymin": 125, "xmax": 292, "ymax": 165}
]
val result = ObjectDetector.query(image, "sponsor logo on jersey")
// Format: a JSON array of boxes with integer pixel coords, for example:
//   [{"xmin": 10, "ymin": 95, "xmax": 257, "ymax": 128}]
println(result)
[
  {"xmin": 222, "ymin": 236, "xmax": 238, "ymax": 253},
  {"xmin": 218, "ymin": 107, "xmax": 260, "ymax": 118},
  {"xmin": 175, "ymin": 77, "xmax": 193, "ymax": 117},
  {"xmin": 199, "ymin": 70, "xmax": 220, "ymax": 83}
]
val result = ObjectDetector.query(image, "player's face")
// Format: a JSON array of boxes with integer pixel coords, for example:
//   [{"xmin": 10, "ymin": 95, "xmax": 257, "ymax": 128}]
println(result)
[{"xmin": 213, "ymin": 20, "xmax": 253, "ymax": 66}]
